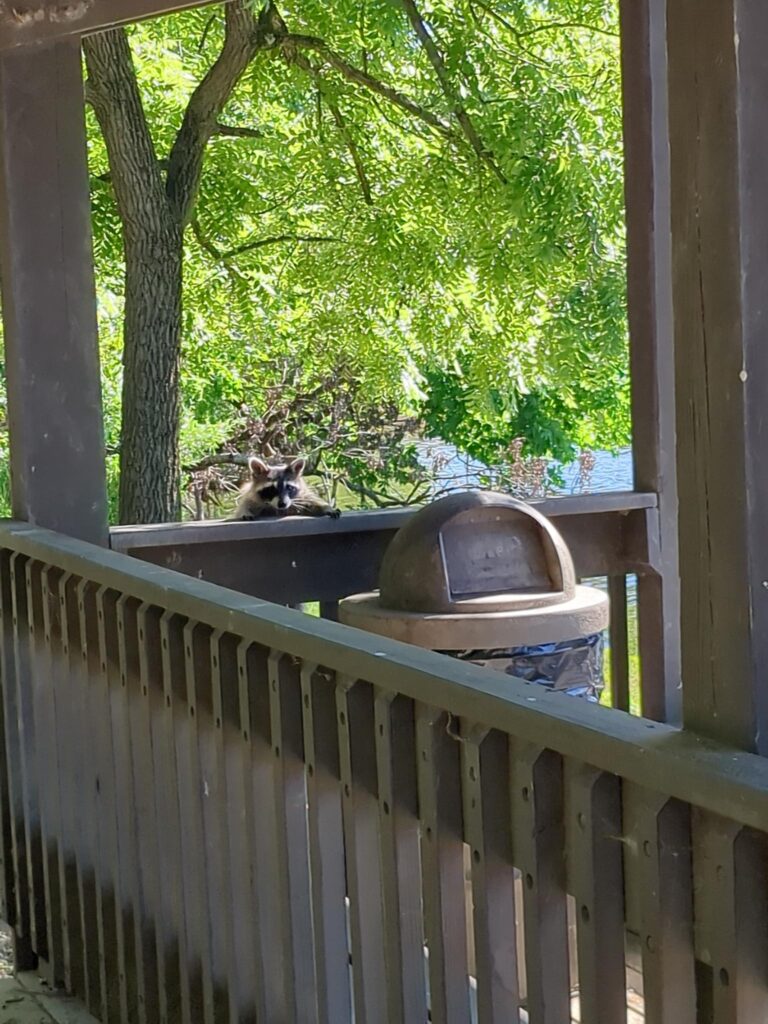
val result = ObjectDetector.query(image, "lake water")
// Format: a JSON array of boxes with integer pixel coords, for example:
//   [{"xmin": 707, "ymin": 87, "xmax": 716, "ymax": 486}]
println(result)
[{"xmin": 417, "ymin": 443, "xmax": 634, "ymax": 496}]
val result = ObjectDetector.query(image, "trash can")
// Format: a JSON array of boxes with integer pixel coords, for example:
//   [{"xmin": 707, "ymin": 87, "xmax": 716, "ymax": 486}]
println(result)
[{"xmin": 339, "ymin": 490, "xmax": 609, "ymax": 701}]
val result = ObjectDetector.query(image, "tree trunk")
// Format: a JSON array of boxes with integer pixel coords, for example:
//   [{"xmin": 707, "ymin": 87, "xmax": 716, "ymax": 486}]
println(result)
[
  {"xmin": 85, "ymin": 8, "xmax": 269, "ymax": 523},
  {"xmin": 120, "ymin": 223, "xmax": 184, "ymax": 523}
]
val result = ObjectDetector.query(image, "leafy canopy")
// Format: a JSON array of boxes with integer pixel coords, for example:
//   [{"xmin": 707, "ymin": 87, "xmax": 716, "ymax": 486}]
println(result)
[{"xmin": 87, "ymin": 0, "xmax": 628, "ymax": 502}]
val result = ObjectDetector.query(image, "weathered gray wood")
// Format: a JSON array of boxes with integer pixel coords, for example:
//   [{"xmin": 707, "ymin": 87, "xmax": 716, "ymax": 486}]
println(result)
[
  {"xmin": 160, "ymin": 611, "xmax": 198, "ymax": 1024},
  {"xmin": 619, "ymin": 0, "xmax": 680, "ymax": 725},
  {"xmin": 39, "ymin": 566, "xmax": 72, "ymax": 990},
  {"xmin": 110, "ymin": 497, "xmax": 659, "ymax": 605},
  {"xmin": 178, "ymin": 622, "xmax": 215, "ymax": 1024},
  {"xmin": 219, "ymin": 634, "xmax": 261, "ymax": 1024},
  {"xmin": 94, "ymin": 587, "xmax": 133, "ymax": 1024},
  {"xmin": 373, "ymin": 690, "xmax": 426, "ymax": 1024},
  {"xmin": 12, "ymin": 521, "xmax": 768, "ymax": 836},
  {"xmin": 0, "ymin": 550, "xmax": 25, "ymax": 940},
  {"xmin": 301, "ymin": 663, "xmax": 352, "ymax": 1024},
  {"xmin": 0, "ymin": 0, "xmax": 225, "ymax": 50},
  {"xmin": 692, "ymin": 813, "xmax": 768, "ymax": 1023},
  {"xmin": 110, "ymin": 493, "xmax": 658, "ymax": 548},
  {"xmin": 127, "ymin": 603, "xmax": 162, "ymax": 1024},
  {"xmin": 511, "ymin": 746, "xmax": 570, "ymax": 1024},
  {"xmin": 622, "ymin": 786, "xmax": 696, "ymax": 1024},
  {"xmin": 193, "ymin": 629, "xmax": 232, "ymax": 1023},
  {"xmin": 0, "ymin": 41, "xmax": 107, "ymax": 545},
  {"xmin": 607, "ymin": 576, "xmax": 630, "ymax": 712},
  {"xmin": 27, "ymin": 562, "xmax": 65, "ymax": 985},
  {"xmin": 244, "ymin": 643, "xmax": 294, "ymax": 1021},
  {"xmin": 11, "ymin": 555, "xmax": 46, "ymax": 963},
  {"xmin": 152, "ymin": 609, "xmax": 187, "ymax": 1024},
  {"xmin": 57, "ymin": 573, "xmax": 96, "ymax": 1008},
  {"xmin": 461, "ymin": 727, "xmax": 518, "ymax": 1022},
  {"xmin": 76, "ymin": 580, "xmax": 109, "ymax": 1018},
  {"xmin": 416, "ymin": 705, "xmax": 471, "ymax": 1024},
  {"xmin": 267, "ymin": 651, "xmax": 316, "ymax": 1022},
  {"xmin": 666, "ymin": 0, "xmax": 768, "ymax": 752},
  {"xmin": 337, "ymin": 676, "xmax": 388, "ymax": 1024},
  {"xmin": 565, "ymin": 764, "xmax": 625, "ymax": 1024}
]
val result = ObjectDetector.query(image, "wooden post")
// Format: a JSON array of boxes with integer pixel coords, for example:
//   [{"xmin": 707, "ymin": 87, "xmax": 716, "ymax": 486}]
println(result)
[
  {"xmin": 666, "ymin": 0, "xmax": 768, "ymax": 753},
  {"xmin": 619, "ymin": 0, "xmax": 681, "ymax": 724},
  {"xmin": 0, "ymin": 40, "xmax": 108, "ymax": 545}
]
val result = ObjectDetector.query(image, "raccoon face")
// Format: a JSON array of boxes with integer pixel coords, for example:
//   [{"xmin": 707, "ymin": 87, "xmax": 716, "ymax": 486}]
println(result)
[{"xmin": 249, "ymin": 456, "xmax": 306, "ymax": 511}]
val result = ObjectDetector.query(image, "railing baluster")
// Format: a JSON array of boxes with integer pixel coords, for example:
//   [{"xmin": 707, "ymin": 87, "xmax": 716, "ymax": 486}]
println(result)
[
  {"xmin": 692, "ymin": 813, "xmax": 768, "ymax": 1023},
  {"xmin": 203, "ymin": 629, "xmax": 236, "ymax": 1023},
  {"xmin": 374, "ymin": 689, "xmax": 427, "ymax": 1024},
  {"xmin": 623, "ymin": 785, "xmax": 695, "ymax": 1023},
  {"xmin": 608, "ymin": 575, "xmax": 631, "ymax": 711},
  {"xmin": 217, "ymin": 634, "xmax": 260, "ymax": 1024},
  {"xmin": 220, "ymin": 636, "xmax": 261, "ymax": 1024},
  {"xmin": 11, "ymin": 552, "xmax": 46, "ymax": 961},
  {"xmin": 268, "ymin": 650, "xmax": 317, "ymax": 1021},
  {"xmin": 94, "ymin": 586, "xmax": 132, "ymax": 1024},
  {"xmin": 179, "ymin": 621, "xmax": 216, "ymax": 1024},
  {"xmin": 40, "ymin": 565, "xmax": 76, "ymax": 991},
  {"xmin": 461, "ymin": 725, "xmax": 519, "ymax": 1023},
  {"xmin": 56, "ymin": 572, "xmax": 93, "ymax": 1004},
  {"xmin": 110, "ymin": 595, "xmax": 143, "ymax": 1023},
  {"xmin": 337, "ymin": 675, "xmax": 388, "ymax": 1024},
  {"xmin": 152, "ymin": 609, "xmax": 187, "ymax": 1024},
  {"xmin": 27, "ymin": 561, "xmax": 64, "ymax": 983},
  {"xmin": 512, "ymin": 745, "xmax": 570, "ymax": 1024},
  {"xmin": 0, "ymin": 550, "xmax": 28, "ymax": 951},
  {"xmin": 416, "ymin": 704, "xmax": 471, "ymax": 1024},
  {"xmin": 244, "ymin": 642, "xmax": 294, "ymax": 1020},
  {"xmin": 77, "ymin": 579, "xmax": 112, "ymax": 1019},
  {"xmin": 159, "ymin": 610, "xmax": 196, "ymax": 1024},
  {"xmin": 566, "ymin": 763, "xmax": 626, "ymax": 1024},
  {"xmin": 302, "ymin": 662, "xmax": 352, "ymax": 1024},
  {"xmin": 319, "ymin": 601, "xmax": 339, "ymax": 622},
  {"xmin": 127, "ymin": 602, "xmax": 162, "ymax": 1024}
]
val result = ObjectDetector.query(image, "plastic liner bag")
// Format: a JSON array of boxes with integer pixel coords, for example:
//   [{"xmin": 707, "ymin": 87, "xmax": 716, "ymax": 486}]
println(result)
[{"xmin": 443, "ymin": 633, "xmax": 604, "ymax": 702}]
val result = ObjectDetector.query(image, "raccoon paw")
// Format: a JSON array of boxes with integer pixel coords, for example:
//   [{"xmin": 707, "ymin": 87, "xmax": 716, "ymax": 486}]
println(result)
[{"xmin": 325, "ymin": 507, "xmax": 341, "ymax": 519}]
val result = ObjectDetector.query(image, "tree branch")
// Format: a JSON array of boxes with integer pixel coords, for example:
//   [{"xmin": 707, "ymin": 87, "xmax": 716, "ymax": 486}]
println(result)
[
  {"xmin": 281, "ymin": 31, "xmax": 454, "ymax": 138},
  {"xmin": 517, "ymin": 19, "xmax": 618, "ymax": 39},
  {"xmin": 166, "ymin": 0, "xmax": 285, "ymax": 225},
  {"xmin": 293, "ymin": 52, "xmax": 373, "ymax": 205},
  {"xmin": 83, "ymin": 30, "xmax": 170, "ymax": 236},
  {"xmin": 183, "ymin": 452, "xmax": 250, "ymax": 473},
  {"xmin": 396, "ymin": 0, "xmax": 506, "ymax": 183},
  {"xmin": 213, "ymin": 122, "xmax": 265, "ymax": 139},
  {"xmin": 191, "ymin": 217, "xmax": 340, "ymax": 261}
]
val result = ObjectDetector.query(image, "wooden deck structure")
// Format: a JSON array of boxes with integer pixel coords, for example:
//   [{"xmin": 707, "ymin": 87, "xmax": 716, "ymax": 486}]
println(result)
[{"xmin": 0, "ymin": 0, "xmax": 766, "ymax": 1021}]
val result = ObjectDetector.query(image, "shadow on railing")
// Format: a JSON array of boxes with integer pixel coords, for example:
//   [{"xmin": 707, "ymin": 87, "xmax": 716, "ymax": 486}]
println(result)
[{"xmin": 1, "ymin": 520, "xmax": 766, "ymax": 1022}]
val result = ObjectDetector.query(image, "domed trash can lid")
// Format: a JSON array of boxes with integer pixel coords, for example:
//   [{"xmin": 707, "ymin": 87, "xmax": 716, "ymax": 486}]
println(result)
[{"xmin": 339, "ymin": 490, "xmax": 609, "ymax": 649}]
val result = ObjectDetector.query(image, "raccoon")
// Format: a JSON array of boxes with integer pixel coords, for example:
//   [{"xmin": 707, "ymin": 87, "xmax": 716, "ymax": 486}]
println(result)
[{"xmin": 232, "ymin": 456, "xmax": 341, "ymax": 520}]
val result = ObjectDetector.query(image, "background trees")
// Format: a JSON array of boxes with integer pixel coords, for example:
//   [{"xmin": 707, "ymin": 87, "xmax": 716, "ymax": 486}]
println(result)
[{"xmin": 80, "ymin": 0, "xmax": 627, "ymax": 523}]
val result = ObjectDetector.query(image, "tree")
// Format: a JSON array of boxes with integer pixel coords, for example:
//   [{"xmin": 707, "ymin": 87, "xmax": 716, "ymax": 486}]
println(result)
[{"xmin": 85, "ymin": 0, "xmax": 627, "ymax": 523}]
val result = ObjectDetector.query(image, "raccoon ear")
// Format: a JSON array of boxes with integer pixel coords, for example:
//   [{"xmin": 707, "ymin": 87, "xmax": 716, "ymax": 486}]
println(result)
[
  {"xmin": 288, "ymin": 458, "xmax": 306, "ymax": 477},
  {"xmin": 248, "ymin": 457, "xmax": 270, "ymax": 477}
]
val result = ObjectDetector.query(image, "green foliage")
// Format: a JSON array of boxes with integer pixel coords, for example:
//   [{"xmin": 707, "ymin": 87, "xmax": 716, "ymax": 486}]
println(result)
[{"xmin": 84, "ymin": 0, "xmax": 629, "ymax": 512}]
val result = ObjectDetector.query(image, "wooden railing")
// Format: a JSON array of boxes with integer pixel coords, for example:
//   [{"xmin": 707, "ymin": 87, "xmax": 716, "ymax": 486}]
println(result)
[
  {"xmin": 111, "ymin": 491, "xmax": 662, "ymax": 718},
  {"xmin": 1, "ymin": 520, "xmax": 767, "ymax": 1023}
]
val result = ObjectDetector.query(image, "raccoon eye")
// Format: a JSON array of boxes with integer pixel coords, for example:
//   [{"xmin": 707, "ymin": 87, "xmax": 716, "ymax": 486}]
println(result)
[
  {"xmin": 285, "ymin": 484, "xmax": 299, "ymax": 498},
  {"xmin": 259, "ymin": 485, "xmax": 277, "ymax": 500}
]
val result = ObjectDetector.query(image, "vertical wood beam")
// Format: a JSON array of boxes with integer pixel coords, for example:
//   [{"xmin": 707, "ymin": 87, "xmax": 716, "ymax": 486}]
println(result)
[
  {"xmin": 666, "ymin": 0, "xmax": 768, "ymax": 752},
  {"xmin": 620, "ymin": 0, "xmax": 681, "ymax": 724},
  {"xmin": 0, "ymin": 39, "xmax": 108, "ymax": 545}
]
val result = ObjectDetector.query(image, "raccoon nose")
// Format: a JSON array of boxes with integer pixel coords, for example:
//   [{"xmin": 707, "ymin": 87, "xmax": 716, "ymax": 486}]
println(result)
[{"xmin": 277, "ymin": 499, "xmax": 287, "ymax": 509}]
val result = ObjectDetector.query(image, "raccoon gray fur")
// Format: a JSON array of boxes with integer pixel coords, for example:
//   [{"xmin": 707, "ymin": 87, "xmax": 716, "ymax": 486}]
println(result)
[{"xmin": 232, "ymin": 456, "xmax": 341, "ymax": 520}]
